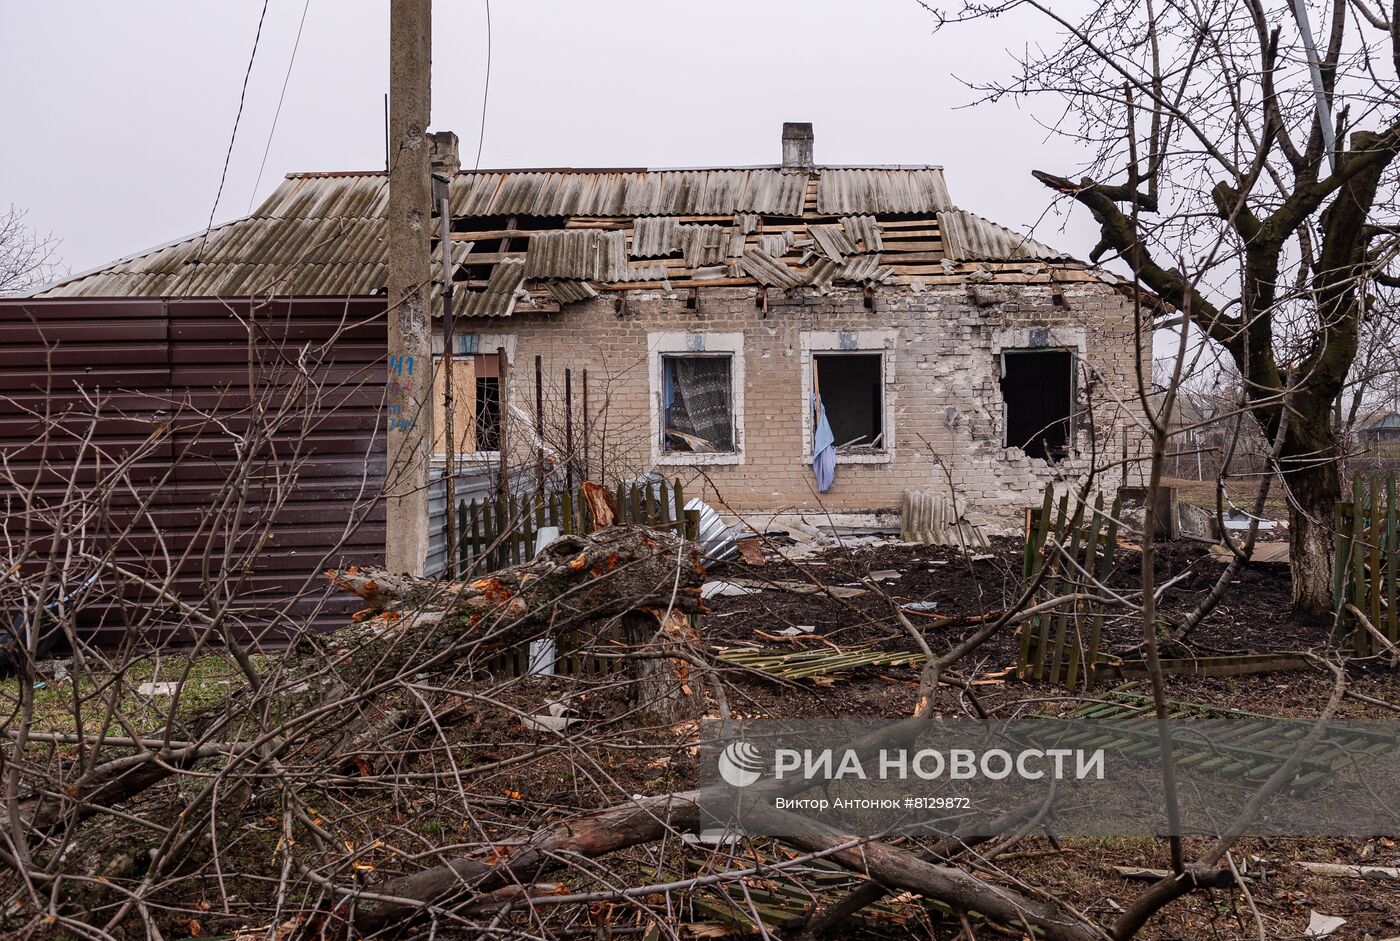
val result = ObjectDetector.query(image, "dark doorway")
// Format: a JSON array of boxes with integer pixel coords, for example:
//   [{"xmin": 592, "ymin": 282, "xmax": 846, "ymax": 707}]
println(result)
[
  {"xmin": 1001, "ymin": 350, "xmax": 1073, "ymax": 461},
  {"xmin": 815, "ymin": 353, "xmax": 884, "ymax": 450}
]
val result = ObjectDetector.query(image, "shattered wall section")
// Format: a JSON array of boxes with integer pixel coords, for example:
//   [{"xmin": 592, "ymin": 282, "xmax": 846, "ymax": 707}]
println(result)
[{"xmin": 462, "ymin": 280, "xmax": 1150, "ymax": 528}]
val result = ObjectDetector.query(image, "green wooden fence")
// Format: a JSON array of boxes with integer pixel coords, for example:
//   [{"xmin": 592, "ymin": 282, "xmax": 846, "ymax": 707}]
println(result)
[
  {"xmin": 455, "ymin": 478, "xmax": 700, "ymax": 577},
  {"xmin": 1017, "ymin": 487, "xmax": 1121, "ymax": 686},
  {"xmin": 1334, "ymin": 473, "xmax": 1400, "ymax": 657}
]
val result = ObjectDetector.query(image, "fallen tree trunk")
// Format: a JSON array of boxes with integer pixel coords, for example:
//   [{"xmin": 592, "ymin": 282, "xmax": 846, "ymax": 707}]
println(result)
[
  {"xmin": 16, "ymin": 525, "xmax": 705, "ymax": 839},
  {"xmin": 349, "ymin": 792, "xmax": 704, "ymax": 933}
]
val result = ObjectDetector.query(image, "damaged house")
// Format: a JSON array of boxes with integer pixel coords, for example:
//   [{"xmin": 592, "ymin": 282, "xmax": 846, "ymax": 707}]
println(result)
[{"xmin": 4, "ymin": 123, "xmax": 1148, "ymax": 638}]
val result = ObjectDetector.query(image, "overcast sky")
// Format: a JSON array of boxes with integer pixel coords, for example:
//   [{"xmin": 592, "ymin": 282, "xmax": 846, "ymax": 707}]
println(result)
[{"xmin": 0, "ymin": 0, "xmax": 1102, "ymax": 279}]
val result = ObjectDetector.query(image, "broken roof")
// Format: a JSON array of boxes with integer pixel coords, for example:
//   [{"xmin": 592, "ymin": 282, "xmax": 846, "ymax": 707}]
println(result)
[{"xmin": 35, "ymin": 164, "xmax": 1090, "ymax": 312}]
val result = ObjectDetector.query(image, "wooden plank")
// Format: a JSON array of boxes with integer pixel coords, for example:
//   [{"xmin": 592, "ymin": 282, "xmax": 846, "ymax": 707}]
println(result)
[
  {"xmin": 1033, "ymin": 490, "xmax": 1071, "ymax": 679},
  {"xmin": 493, "ymin": 494, "xmax": 508, "ymax": 570},
  {"xmin": 1086, "ymin": 494, "xmax": 1121, "ymax": 681},
  {"xmin": 458, "ymin": 499, "xmax": 470, "ymax": 570},
  {"xmin": 1017, "ymin": 487, "xmax": 1055, "ymax": 675},
  {"xmin": 1387, "ymin": 476, "xmax": 1398, "ymax": 643},
  {"xmin": 1333, "ymin": 501, "xmax": 1352, "ymax": 616},
  {"xmin": 1049, "ymin": 497, "xmax": 1087, "ymax": 684},
  {"xmin": 470, "ymin": 498, "xmax": 483, "ymax": 571},
  {"xmin": 1370, "ymin": 476, "xmax": 1384, "ymax": 657},
  {"xmin": 1210, "ymin": 542, "xmax": 1290, "ymax": 564},
  {"xmin": 1352, "ymin": 484, "xmax": 1368, "ymax": 656},
  {"xmin": 1065, "ymin": 492, "xmax": 1105, "ymax": 689}
]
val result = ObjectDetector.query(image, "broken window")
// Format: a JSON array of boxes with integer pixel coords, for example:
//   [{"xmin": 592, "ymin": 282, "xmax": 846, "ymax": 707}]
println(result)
[
  {"xmin": 662, "ymin": 355, "xmax": 735, "ymax": 452},
  {"xmin": 1000, "ymin": 349, "xmax": 1074, "ymax": 461},
  {"xmin": 813, "ymin": 353, "xmax": 884, "ymax": 451},
  {"xmin": 432, "ymin": 352, "xmax": 503, "ymax": 454},
  {"xmin": 474, "ymin": 373, "xmax": 501, "ymax": 452}
]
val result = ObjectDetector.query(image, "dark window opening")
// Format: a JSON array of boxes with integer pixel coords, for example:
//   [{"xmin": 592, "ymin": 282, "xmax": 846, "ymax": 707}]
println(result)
[
  {"xmin": 814, "ymin": 353, "xmax": 884, "ymax": 451},
  {"xmin": 475, "ymin": 376, "xmax": 500, "ymax": 452},
  {"xmin": 662, "ymin": 355, "xmax": 734, "ymax": 452},
  {"xmin": 1001, "ymin": 349, "xmax": 1073, "ymax": 461}
]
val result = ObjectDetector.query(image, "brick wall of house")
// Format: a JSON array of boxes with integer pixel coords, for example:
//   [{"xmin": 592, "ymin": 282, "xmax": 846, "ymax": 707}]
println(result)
[{"xmin": 454, "ymin": 280, "xmax": 1150, "ymax": 528}]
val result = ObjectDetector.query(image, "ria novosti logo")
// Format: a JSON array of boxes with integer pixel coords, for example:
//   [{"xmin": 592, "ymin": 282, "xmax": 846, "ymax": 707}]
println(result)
[{"xmin": 717, "ymin": 740, "xmax": 764, "ymax": 787}]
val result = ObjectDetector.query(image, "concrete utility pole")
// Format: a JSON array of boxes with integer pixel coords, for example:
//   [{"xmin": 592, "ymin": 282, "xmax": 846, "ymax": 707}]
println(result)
[{"xmin": 384, "ymin": 0, "xmax": 432, "ymax": 574}]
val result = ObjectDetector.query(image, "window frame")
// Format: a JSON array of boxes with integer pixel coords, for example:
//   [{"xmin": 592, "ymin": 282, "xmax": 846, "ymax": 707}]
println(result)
[
  {"xmin": 648, "ymin": 332, "xmax": 745, "ymax": 467},
  {"xmin": 800, "ymin": 330, "xmax": 897, "ymax": 465},
  {"xmin": 430, "ymin": 334, "xmax": 513, "ymax": 463}
]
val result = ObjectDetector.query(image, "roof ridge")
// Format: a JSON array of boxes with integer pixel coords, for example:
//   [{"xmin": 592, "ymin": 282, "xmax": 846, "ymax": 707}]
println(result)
[{"xmin": 282, "ymin": 164, "xmax": 946, "ymax": 179}]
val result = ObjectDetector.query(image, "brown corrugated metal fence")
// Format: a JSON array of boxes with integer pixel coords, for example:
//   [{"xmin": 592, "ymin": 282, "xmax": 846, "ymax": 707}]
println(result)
[{"xmin": 0, "ymin": 297, "xmax": 387, "ymax": 649}]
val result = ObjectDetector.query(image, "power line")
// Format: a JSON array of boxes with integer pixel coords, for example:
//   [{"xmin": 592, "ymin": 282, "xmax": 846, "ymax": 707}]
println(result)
[
  {"xmin": 474, "ymin": 0, "xmax": 492, "ymax": 171},
  {"xmin": 249, "ymin": 0, "xmax": 313, "ymax": 213},
  {"xmin": 198, "ymin": 0, "xmax": 271, "ymax": 258}
]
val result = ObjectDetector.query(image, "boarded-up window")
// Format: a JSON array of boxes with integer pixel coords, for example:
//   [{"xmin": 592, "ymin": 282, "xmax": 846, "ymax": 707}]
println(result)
[{"xmin": 432, "ymin": 353, "xmax": 502, "ymax": 454}]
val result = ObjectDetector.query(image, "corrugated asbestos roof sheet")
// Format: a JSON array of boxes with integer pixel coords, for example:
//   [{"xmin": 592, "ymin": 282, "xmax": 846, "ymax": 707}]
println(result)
[
  {"xmin": 816, "ymin": 169, "xmax": 953, "ymax": 214},
  {"xmin": 840, "ymin": 215, "xmax": 882, "ymax": 251},
  {"xmin": 35, "ymin": 164, "xmax": 1093, "ymax": 303},
  {"xmin": 630, "ymin": 217, "xmax": 682, "ymax": 258},
  {"xmin": 456, "ymin": 257, "xmax": 526, "ymax": 317},
  {"xmin": 544, "ymin": 280, "xmax": 599, "ymax": 304},
  {"xmin": 523, "ymin": 229, "xmax": 627, "ymax": 281},
  {"xmin": 936, "ymin": 210, "xmax": 1070, "ymax": 262},
  {"xmin": 447, "ymin": 169, "xmax": 808, "ymax": 217},
  {"xmin": 737, "ymin": 248, "xmax": 804, "ymax": 289}
]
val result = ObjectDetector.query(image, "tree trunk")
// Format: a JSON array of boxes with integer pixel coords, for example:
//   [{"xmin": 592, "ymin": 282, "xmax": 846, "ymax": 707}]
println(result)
[
  {"xmin": 1288, "ymin": 458, "xmax": 1341, "ymax": 620},
  {"xmin": 623, "ymin": 609, "xmax": 703, "ymax": 724}
]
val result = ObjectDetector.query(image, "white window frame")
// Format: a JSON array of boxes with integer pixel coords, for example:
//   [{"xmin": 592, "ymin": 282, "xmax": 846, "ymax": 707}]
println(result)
[
  {"xmin": 801, "ymin": 329, "xmax": 897, "ymax": 465},
  {"xmin": 430, "ymin": 333, "xmax": 514, "ymax": 465},
  {"xmin": 648, "ymin": 331, "xmax": 745, "ymax": 466}
]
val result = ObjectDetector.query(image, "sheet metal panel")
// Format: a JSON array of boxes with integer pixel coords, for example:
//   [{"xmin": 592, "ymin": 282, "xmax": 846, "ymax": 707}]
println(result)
[
  {"xmin": 426, "ymin": 464, "xmax": 497, "ymax": 577},
  {"xmin": 0, "ymin": 297, "xmax": 388, "ymax": 649}
]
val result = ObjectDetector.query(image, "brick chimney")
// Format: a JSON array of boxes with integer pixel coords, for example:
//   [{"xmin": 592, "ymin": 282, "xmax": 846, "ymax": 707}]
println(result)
[
  {"xmin": 782, "ymin": 122, "xmax": 814, "ymax": 169},
  {"xmin": 429, "ymin": 130, "xmax": 460, "ymax": 175}
]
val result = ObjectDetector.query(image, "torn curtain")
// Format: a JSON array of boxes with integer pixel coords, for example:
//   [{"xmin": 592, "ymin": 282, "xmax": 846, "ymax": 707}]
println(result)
[{"xmin": 665, "ymin": 356, "xmax": 733, "ymax": 451}]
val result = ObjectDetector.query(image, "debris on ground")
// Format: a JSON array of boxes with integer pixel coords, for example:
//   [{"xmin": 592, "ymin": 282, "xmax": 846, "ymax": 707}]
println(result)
[
  {"xmin": 1306, "ymin": 910, "xmax": 1347, "ymax": 938},
  {"xmin": 1210, "ymin": 542, "xmax": 1291, "ymax": 564}
]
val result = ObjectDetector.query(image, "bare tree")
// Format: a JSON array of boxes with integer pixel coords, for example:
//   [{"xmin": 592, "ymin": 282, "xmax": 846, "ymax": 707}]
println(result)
[
  {"xmin": 0, "ymin": 206, "xmax": 60, "ymax": 297},
  {"xmin": 928, "ymin": 0, "xmax": 1400, "ymax": 616}
]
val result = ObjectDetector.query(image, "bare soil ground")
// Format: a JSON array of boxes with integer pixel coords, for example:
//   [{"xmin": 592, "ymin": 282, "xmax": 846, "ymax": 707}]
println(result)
[
  {"xmin": 690, "ymin": 536, "xmax": 1400, "ymax": 939},
  {"xmin": 9, "ymin": 537, "xmax": 1397, "ymax": 939}
]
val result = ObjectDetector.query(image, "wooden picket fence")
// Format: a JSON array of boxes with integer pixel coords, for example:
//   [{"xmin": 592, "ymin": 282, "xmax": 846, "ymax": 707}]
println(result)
[
  {"xmin": 480, "ymin": 629, "xmax": 628, "ymax": 678},
  {"xmin": 1017, "ymin": 488, "xmax": 1121, "ymax": 686},
  {"xmin": 1334, "ymin": 473, "xmax": 1400, "ymax": 657},
  {"xmin": 455, "ymin": 478, "xmax": 701, "ymax": 577}
]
